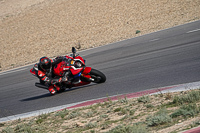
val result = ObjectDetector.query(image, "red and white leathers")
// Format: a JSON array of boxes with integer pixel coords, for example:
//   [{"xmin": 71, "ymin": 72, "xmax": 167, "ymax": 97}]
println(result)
[
  {"xmin": 30, "ymin": 55, "xmax": 86, "ymax": 95},
  {"xmin": 30, "ymin": 57, "xmax": 63, "ymax": 95}
]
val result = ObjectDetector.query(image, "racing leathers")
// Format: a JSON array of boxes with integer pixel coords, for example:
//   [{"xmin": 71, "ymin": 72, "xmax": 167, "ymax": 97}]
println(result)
[
  {"xmin": 30, "ymin": 55, "xmax": 85, "ymax": 94},
  {"xmin": 30, "ymin": 56, "xmax": 63, "ymax": 94}
]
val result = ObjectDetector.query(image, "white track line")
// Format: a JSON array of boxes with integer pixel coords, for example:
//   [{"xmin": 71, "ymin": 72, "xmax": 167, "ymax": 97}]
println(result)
[
  {"xmin": 149, "ymin": 38, "xmax": 160, "ymax": 42},
  {"xmin": 0, "ymin": 20, "xmax": 199, "ymax": 73},
  {"xmin": 0, "ymin": 68, "xmax": 27, "ymax": 76},
  {"xmin": 186, "ymin": 28, "xmax": 200, "ymax": 33},
  {"xmin": 1, "ymin": 81, "xmax": 200, "ymax": 123}
]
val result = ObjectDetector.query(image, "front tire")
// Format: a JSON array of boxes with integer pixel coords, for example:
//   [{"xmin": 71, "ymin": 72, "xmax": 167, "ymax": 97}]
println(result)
[{"xmin": 89, "ymin": 69, "xmax": 106, "ymax": 83}]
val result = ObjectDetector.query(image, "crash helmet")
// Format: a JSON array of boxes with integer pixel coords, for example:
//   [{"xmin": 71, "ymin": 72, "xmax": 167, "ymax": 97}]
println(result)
[{"xmin": 39, "ymin": 57, "xmax": 52, "ymax": 71}]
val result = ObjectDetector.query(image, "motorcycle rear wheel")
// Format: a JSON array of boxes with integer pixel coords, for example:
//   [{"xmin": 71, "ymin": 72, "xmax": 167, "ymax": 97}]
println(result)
[{"xmin": 90, "ymin": 69, "xmax": 106, "ymax": 83}]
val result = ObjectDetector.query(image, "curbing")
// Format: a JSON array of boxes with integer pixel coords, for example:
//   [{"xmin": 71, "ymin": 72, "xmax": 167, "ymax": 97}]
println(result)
[
  {"xmin": 181, "ymin": 126, "xmax": 200, "ymax": 133},
  {"xmin": 1, "ymin": 81, "xmax": 200, "ymax": 132}
]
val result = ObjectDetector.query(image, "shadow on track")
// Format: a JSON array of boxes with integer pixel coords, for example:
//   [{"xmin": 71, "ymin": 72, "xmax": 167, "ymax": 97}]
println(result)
[
  {"xmin": 20, "ymin": 84, "xmax": 97, "ymax": 101},
  {"xmin": 20, "ymin": 93, "xmax": 51, "ymax": 101}
]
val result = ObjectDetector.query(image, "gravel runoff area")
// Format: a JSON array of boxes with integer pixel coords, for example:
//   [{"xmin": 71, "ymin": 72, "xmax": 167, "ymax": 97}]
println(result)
[{"xmin": 0, "ymin": 0, "xmax": 200, "ymax": 71}]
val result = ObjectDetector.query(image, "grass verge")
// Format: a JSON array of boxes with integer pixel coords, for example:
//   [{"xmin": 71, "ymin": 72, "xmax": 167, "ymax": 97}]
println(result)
[{"xmin": 1, "ymin": 89, "xmax": 200, "ymax": 133}]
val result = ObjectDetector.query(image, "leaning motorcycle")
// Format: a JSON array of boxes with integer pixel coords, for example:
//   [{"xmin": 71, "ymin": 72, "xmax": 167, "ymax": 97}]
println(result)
[{"xmin": 30, "ymin": 47, "xmax": 106, "ymax": 94}]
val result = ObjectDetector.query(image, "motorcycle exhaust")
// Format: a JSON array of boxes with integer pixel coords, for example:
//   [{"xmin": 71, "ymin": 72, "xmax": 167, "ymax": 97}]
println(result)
[{"xmin": 35, "ymin": 83, "xmax": 48, "ymax": 89}]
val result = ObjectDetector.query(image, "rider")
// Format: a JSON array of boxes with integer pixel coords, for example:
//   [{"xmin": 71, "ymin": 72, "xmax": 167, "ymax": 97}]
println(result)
[
  {"xmin": 30, "ymin": 56, "xmax": 64, "ymax": 94},
  {"xmin": 31, "ymin": 54, "xmax": 85, "ymax": 95}
]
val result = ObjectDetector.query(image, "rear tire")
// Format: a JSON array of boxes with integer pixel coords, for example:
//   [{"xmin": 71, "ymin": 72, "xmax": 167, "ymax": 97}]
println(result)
[{"xmin": 89, "ymin": 69, "xmax": 106, "ymax": 83}]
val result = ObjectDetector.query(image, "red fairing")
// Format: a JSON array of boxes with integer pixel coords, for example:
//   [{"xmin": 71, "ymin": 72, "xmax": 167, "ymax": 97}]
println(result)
[
  {"xmin": 74, "ymin": 56, "xmax": 85, "ymax": 65},
  {"xmin": 70, "ymin": 66, "xmax": 83, "ymax": 75},
  {"xmin": 53, "ymin": 61, "xmax": 68, "ymax": 76},
  {"xmin": 82, "ymin": 67, "xmax": 91, "ymax": 74}
]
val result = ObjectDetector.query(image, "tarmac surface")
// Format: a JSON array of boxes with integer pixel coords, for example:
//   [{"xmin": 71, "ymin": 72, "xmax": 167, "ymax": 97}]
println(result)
[
  {"xmin": 1, "ymin": 81, "xmax": 200, "ymax": 132},
  {"xmin": 0, "ymin": 20, "xmax": 200, "ymax": 119},
  {"xmin": 0, "ymin": 20, "xmax": 200, "ymax": 132}
]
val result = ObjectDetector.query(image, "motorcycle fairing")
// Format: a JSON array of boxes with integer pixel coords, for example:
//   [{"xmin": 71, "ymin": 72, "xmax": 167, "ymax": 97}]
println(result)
[
  {"xmin": 79, "ymin": 67, "xmax": 92, "ymax": 81},
  {"xmin": 74, "ymin": 56, "xmax": 85, "ymax": 65},
  {"xmin": 53, "ymin": 62, "xmax": 66, "ymax": 77},
  {"xmin": 70, "ymin": 66, "xmax": 83, "ymax": 75},
  {"xmin": 30, "ymin": 47, "xmax": 106, "ymax": 95},
  {"xmin": 82, "ymin": 67, "xmax": 91, "ymax": 74}
]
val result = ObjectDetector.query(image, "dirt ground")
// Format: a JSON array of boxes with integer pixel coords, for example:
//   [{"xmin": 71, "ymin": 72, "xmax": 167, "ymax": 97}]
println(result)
[
  {"xmin": 0, "ymin": 0, "xmax": 200, "ymax": 71},
  {"xmin": 0, "ymin": 1, "xmax": 200, "ymax": 132}
]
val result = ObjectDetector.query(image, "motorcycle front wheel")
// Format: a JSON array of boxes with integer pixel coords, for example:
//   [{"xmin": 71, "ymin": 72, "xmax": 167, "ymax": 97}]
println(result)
[{"xmin": 90, "ymin": 69, "xmax": 106, "ymax": 83}]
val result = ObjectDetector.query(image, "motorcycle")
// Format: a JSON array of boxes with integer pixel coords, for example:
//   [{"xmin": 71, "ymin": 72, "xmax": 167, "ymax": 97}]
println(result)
[{"xmin": 30, "ymin": 47, "xmax": 106, "ymax": 93}]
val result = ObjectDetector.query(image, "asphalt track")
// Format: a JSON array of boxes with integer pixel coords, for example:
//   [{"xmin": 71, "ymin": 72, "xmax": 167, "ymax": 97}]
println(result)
[{"xmin": 0, "ymin": 20, "xmax": 200, "ymax": 120}]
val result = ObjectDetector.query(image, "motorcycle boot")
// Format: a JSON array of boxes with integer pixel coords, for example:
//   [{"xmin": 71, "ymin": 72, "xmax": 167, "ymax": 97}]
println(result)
[{"xmin": 48, "ymin": 85, "xmax": 56, "ymax": 95}]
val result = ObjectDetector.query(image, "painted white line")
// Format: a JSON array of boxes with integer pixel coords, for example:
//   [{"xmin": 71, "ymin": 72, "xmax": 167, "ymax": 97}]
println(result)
[
  {"xmin": 0, "ymin": 20, "xmax": 199, "ymax": 73},
  {"xmin": 149, "ymin": 38, "xmax": 160, "ymax": 42},
  {"xmin": 186, "ymin": 28, "xmax": 200, "ymax": 33},
  {"xmin": 1, "ymin": 81, "xmax": 200, "ymax": 123},
  {"xmin": 0, "ymin": 102, "xmax": 80, "ymax": 123},
  {"xmin": 0, "ymin": 68, "xmax": 27, "ymax": 76},
  {"xmin": 76, "ymin": 20, "xmax": 200, "ymax": 55}
]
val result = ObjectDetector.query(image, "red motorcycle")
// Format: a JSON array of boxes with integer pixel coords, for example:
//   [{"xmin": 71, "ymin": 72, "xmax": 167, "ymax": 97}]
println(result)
[{"xmin": 31, "ymin": 47, "xmax": 106, "ymax": 93}]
